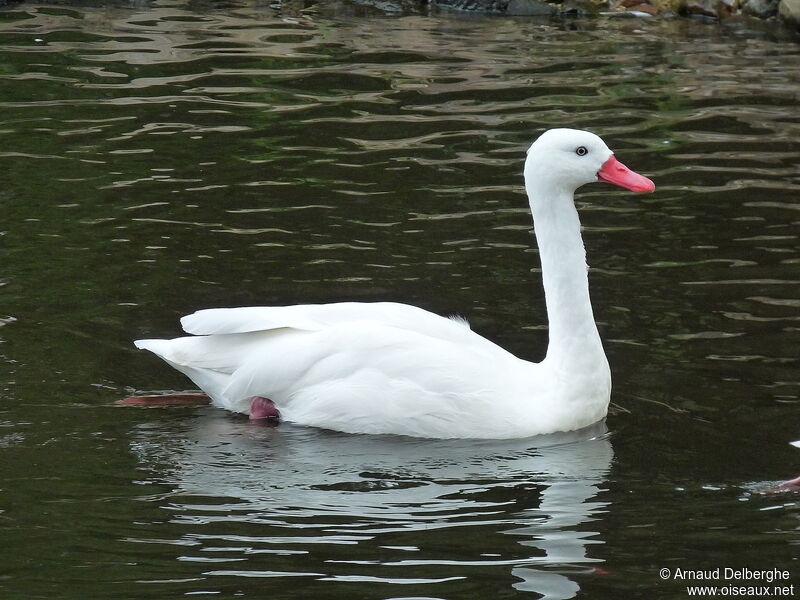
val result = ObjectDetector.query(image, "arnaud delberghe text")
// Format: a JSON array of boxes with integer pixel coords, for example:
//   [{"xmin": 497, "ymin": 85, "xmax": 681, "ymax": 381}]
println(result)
[{"xmin": 671, "ymin": 568, "xmax": 790, "ymax": 583}]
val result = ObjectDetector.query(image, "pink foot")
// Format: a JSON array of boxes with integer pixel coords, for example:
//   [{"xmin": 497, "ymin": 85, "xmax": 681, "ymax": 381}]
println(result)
[
  {"xmin": 116, "ymin": 393, "xmax": 211, "ymax": 407},
  {"xmin": 758, "ymin": 476, "xmax": 800, "ymax": 494},
  {"xmin": 778, "ymin": 476, "xmax": 800, "ymax": 492},
  {"xmin": 249, "ymin": 396, "xmax": 280, "ymax": 421}
]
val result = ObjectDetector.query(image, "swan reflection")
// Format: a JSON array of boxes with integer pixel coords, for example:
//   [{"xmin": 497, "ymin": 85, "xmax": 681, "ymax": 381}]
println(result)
[{"xmin": 129, "ymin": 410, "xmax": 613, "ymax": 598}]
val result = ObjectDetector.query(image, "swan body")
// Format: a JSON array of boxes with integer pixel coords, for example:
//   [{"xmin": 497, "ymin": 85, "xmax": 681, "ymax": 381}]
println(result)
[{"xmin": 134, "ymin": 129, "xmax": 654, "ymax": 439}]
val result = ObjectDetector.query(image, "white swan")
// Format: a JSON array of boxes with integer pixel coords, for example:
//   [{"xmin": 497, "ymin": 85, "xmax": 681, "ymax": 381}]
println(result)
[{"xmin": 133, "ymin": 128, "xmax": 654, "ymax": 439}]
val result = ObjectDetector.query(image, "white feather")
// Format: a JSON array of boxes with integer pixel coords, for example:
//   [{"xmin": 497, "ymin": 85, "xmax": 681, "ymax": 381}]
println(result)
[{"xmin": 135, "ymin": 129, "xmax": 654, "ymax": 439}]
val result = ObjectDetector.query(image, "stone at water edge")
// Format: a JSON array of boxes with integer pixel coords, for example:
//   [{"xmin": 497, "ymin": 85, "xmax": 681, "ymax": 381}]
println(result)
[
  {"xmin": 740, "ymin": 0, "xmax": 778, "ymax": 18},
  {"xmin": 678, "ymin": 0, "xmax": 734, "ymax": 18},
  {"xmin": 506, "ymin": 0, "xmax": 558, "ymax": 14},
  {"xmin": 779, "ymin": 0, "xmax": 800, "ymax": 27}
]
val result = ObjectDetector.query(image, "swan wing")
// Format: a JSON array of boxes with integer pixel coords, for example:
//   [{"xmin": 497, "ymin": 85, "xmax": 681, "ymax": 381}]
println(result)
[
  {"xmin": 217, "ymin": 322, "xmax": 531, "ymax": 437},
  {"xmin": 181, "ymin": 301, "xmax": 475, "ymax": 344}
]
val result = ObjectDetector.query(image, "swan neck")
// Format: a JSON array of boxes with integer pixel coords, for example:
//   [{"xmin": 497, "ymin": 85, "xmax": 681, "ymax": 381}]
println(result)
[{"xmin": 527, "ymin": 184, "xmax": 604, "ymax": 366}]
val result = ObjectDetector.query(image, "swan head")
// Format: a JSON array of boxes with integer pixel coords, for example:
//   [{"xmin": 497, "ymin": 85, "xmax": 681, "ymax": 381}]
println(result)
[{"xmin": 524, "ymin": 128, "xmax": 655, "ymax": 194}]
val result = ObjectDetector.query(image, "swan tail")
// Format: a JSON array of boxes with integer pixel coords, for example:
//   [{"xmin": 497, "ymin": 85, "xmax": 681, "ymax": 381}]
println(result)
[
  {"xmin": 133, "ymin": 337, "xmax": 245, "ymax": 413},
  {"xmin": 134, "ymin": 338, "xmax": 170, "ymax": 355}
]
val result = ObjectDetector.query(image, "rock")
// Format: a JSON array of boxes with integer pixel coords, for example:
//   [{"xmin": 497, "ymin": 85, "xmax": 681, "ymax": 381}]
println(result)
[
  {"xmin": 678, "ymin": 0, "xmax": 734, "ymax": 18},
  {"xmin": 620, "ymin": 2, "xmax": 660, "ymax": 12},
  {"xmin": 432, "ymin": 0, "xmax": 510, "ymax": 11},
  {"xmin": 346, "ymin": 0, "xmax": 428, "ymax": 11},
  {"xmin": 506, "ymin": 0, "xmax": 558, "ymax": 17},
  {"xmin": 560, "ymin": 0, "xmax": 609, "ymax": 14},
  {"xmin": 678, "ymin": 0, "xmax": 718, "ymax": 17},
  {"xmin": 608, "ymin": 0, "xmax": 662, "ymax": 14},
  {"xmin": 433, "ymin": 0, "xmax": 579, "ymax": 12},
  {"xmin": 506, "ymin": 0, "xmax": 558, "ymax": 14},
  {"xmin": 778, "ymin": 0, "xmax": 800, "ymax": 27},
  {"xmin": 739, "ymin": 0, "xmax": 778, "ymax": 17},
  {"xmin": 740, "ymin": 0, "xmax": 778, "ymax": 16},
  {"xmin": 718, "ymin": 0, "xmax": 736, "ymax": 15}
]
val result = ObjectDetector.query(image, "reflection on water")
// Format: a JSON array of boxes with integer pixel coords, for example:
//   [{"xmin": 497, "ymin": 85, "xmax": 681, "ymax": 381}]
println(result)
[
  {"xmin": 130, "ymin": 412, "xmax": 611, "ymax": 598},
  {"xmin": 1, "ymin": 2, "xmax": 799, "ymax": 599}
]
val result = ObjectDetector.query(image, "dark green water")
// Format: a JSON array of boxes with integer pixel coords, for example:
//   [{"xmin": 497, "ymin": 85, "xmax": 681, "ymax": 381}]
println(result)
[{"xmin": 1, "ymin": 2, "xmax": 799, "ymax": 598}]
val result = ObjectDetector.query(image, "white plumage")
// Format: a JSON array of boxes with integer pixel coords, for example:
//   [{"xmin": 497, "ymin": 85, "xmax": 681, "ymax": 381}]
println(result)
[{"xmin": 135, "ymin": 129, "xmax": 654, "ymax": 439}]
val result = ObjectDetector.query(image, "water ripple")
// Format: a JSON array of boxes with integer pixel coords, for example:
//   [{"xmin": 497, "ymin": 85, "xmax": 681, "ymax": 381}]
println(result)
[{"xmin": 1, "ymin": 4, "xmax": 799, "ymax": 599}]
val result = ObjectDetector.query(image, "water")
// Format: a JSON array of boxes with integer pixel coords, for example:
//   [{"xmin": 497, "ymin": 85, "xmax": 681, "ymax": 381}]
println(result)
[{"xmin": 1, "ymin": 2, "xmax": 799, "ymax": 598}]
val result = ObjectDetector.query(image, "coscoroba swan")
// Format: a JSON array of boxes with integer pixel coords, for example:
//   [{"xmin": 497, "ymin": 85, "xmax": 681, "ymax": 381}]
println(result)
[{"xmin": 132, "ymin": 129, "xmax": 654, "ymax": 439}]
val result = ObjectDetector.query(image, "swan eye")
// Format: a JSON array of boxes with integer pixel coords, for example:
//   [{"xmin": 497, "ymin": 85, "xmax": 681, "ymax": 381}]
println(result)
[{"xmin": 576, "ymin": 146, "xmax": 588, "ymax": 156}]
